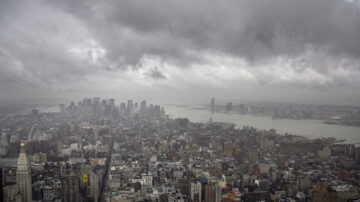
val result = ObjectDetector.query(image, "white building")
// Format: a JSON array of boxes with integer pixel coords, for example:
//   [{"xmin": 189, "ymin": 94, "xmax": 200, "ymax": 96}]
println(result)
[
  {"xmin": 190, "ymin": 182, "xmax": 202, "ymax": 202},
  {"xmin": 16, "ymin": 144, "xmax": 32, "ymax": 202},
  {"xmin": 142, "ymin": 172, "xmax": 153, "ymax": 187}
]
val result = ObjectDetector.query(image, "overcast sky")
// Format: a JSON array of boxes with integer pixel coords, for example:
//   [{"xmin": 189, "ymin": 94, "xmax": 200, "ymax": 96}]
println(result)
[{"xmin": 1, "ymin": 0, "xmax": 360, "ymax": 105}]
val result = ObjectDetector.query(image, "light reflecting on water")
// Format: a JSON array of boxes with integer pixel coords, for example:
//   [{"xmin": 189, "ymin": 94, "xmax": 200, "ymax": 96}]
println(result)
[{"xmin": 165, "ymin": 105, "xmax": 360, "ymax": 144}]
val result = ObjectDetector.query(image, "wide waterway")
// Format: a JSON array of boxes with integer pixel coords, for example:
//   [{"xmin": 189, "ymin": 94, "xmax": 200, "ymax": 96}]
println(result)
[{"xmin": 165, "ymin": 105, "xmax": 360, "ymax": 144}]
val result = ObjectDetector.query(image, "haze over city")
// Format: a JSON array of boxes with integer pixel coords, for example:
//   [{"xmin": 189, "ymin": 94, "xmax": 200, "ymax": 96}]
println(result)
[{"xmin": 2, "ymin": 1, "xmax": 360, "ymax": 202}]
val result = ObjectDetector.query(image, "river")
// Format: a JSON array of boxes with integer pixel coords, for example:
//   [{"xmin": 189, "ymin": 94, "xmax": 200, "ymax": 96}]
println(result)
[{"xmin": 165, "ymin": 104, "xmax": 360, "ymax": 144}]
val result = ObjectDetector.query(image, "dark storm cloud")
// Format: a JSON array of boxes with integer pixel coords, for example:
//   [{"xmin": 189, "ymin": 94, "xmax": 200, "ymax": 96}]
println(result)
[
  {"xmin": 50, "ymin": 0, "xmax": 360, "ymax": 64},
  {"xmin": 0, "ymin": 0, "xmax": 103, "ymax": 90},
  {"xmin": 144, "ymin": 67, "xmax": 167, "ymax": 81},
  {"xmin": 0, "ymin": 0, "xmax": 360, "ymax": 103}
]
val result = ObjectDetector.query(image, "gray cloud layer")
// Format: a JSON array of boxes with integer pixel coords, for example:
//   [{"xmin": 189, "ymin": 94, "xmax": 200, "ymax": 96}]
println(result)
[
  {"xmin": 53, "ymin": 0, "xmax": 360, "ymax": 62},
  {"xmin": 0, "ymin": 0, "xmax": 360, "ymax": 104}
]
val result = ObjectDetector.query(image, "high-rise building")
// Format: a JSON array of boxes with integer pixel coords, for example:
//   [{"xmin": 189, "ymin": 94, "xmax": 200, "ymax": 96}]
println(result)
[
  {"xmin": 60, "ymin": 104, "xmax": 65, "ymax": 114},
  {"xmin": 127, "ymin": 100, "xmax": 134, "ymax": 112},
  {"xmin": 140, "ymin": 100, "xmax": 147, "ymax": 111},
  {"xmin": 104, "ymin": 105, "xmax": 112, "ymax": 117},
  {"xmin": 108, "ymin": 98, "xmax": 115, "ymax": 109},
  {"xmin": 83, "ymin": 98, "xmax": 92, "ymax": 106},
  {"xmin": 120, "ymin": 102, "xmax": 126, "ymax": 110},
  {"xmin": 239, "ymin": 104, "xmax": 245, "ymax": 113},
  {"xmin": 154, "ymin": 105, "xmax": 161, "ymax": 115},
  {"xmin": 226, "ymin": 102, "xmax": 232, "ymax": 111},
  {"xmin": 31, "ymin": 109, "xmax": 39, "ymax": 117},
  {"xmin": 16, "ymin": 143, "xmax": 32, "ymax": 202},
  {"xmin": 61, "ymin": 172, "xmax": 80, "ymax": 202},
  {"xmin": 211, "ymin": 98, "xmax": 215, "ymax": 111},
  {"xmin": 90, "ymin": 172, "xmax": 101, "ymax": 202},
  {"xmin": 93, "ymin": 97, "xmax": 101, "ymax": 105}
]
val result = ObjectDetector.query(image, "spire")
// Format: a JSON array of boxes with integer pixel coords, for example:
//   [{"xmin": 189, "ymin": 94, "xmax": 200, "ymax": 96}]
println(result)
[{"xmin": 17, "ymin": 142, "xmax": 30, "ymax": 170}]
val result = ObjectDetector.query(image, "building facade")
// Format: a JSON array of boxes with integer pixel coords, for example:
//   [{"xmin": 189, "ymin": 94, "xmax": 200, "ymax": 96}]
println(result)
[{"xmin": 16, "ymin": 147, "xmax": 32, "ymax": 202}]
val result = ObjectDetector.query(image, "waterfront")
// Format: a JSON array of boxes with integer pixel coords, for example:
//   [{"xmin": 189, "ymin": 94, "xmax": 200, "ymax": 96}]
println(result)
[
  {"xmin": 165, "ymin": 104, "xmax": 360, "ymax": 144},
  {"xmin": 40, "ymin": 104, "xmax": 360, "ymax": 144}
]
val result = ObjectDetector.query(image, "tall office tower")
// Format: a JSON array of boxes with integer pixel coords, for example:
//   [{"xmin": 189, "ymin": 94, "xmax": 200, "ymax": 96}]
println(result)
[
  {"xmin": 120, "ymin": 102, "xmax": 126, "ymax": 110},
  {"xmin": 140, "ymin": 100, "xmax": 147, "ymax": 111},
  {"xmin": 239, "ymin": 104, "xmax": 245, "ymax": 113},
  {"xmin": 104, "ymin": 105, "xmax": 112, "ymax": 117},
  {"xmin": 60, "ymin": 104, "xmax": 65, "ymax": 114},
  {"xmin": 108, "ymin": 98, "xmax": 115, "ymax": 109},
  {"xmin": 211, "ymin": 98, "xmax": 215, "ymax": 111},
  {"xmin": 31, "ymin": 109, "xmax": 39, "ymax": 117},
  {"xmin": 226, "ymin": 102, "xmax": 233, "ymax": 111},
  {"xmin": 16, "ymin": 143, "xmax": 32, "ymax": 202},
  {"xmin": 90, "ymin": 172, "xmax": 101, "ymax": 202},
  {"xmin": 61, "ymin": 172, "xmax": 80, "ymax": 202},
  {"xmin": 154, "ymin": 105, "xmax": 161, "ymax": 115},
  {"xmin": 134, "ymin": 102, "xmax": 139, "ymax": 109},
  {"xmin": 93, "ymin": 97, "xmax": 101, "ymax": 105},
  {"xmin": 127, "ymin": 100, "xmax": 134, "ymax": 112},
  {"xmin": 83, "ymin": 98, "xmax": 92, "ymax": 106},
  {"xmin": 69, "ymin": 102, "xmax": 75, "ymax": 111}
]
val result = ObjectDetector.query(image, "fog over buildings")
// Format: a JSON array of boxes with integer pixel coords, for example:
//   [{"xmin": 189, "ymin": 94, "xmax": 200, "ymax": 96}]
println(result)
[
  {"xmin": 2, "ymin": 1, "xmax": 360, "ymax": 201},
  {"xmin": 0, "ymin": 0, "xmax": 360, "ymax": 105}
]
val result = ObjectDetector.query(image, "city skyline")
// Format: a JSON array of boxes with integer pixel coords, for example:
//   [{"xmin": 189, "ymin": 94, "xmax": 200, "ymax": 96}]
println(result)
[
  {"xmin": 1, "ymin": 96, "xmax": 359, "ymax": 201},
  {"xmin": 1, "ymin": 0, "xmax": 360, "ymax": 201}
]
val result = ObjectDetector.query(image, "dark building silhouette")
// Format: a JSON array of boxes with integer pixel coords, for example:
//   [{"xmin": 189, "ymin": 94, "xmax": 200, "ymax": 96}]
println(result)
[{"xmin": 61, "ymin": 172, "xmax": 80, "ymax": 202}]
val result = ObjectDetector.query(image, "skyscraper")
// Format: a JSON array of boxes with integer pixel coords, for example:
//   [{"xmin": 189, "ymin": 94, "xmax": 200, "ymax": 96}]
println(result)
[
  {"xmin": 140, "ymin": 100, "xmax": 147, "ymax": 111},
  {"xmin": 127, "ymin": 100, "xmax": 134, "ymax": 112},
  {"xmin": 93, "ymin": 97, "xmax": 101, "ymax": 105},
  {"xmin": 16, "ymin": 143, "xmax": 32, "ymax": 202},
  {"xmin": 120, "ymin": 102, "xmax": 126, "ymax": 110},
  {"xmin": 239, "ymin": 104, "xmax": 245, "ymax": 114},
  {"xmin": 108, "ymin": 98, "xmax": 115, "ymax": 109},
  {"xmin": 226, "ymin": 102, "xmax": 232, "ymax": 111},
  {"xmin": 211, "ymin": 98, "xmax": 215, "ymax": 111},
  {"xmin": 59, "ymin": 104, "xmax": 65, "ymax": 114},
  {"xmin": 61, "ymin": 173, "xmax": 80, "ymax": 202}
]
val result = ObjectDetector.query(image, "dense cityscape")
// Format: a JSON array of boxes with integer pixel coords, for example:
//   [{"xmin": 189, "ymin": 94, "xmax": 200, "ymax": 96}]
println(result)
[
  {"xmin": 1, "ymin": 0, "xmax": 360, "ymax": 201},
  {"xmin": 0, "ymin": 97, "xmax": 359, "ymax": 201}
]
